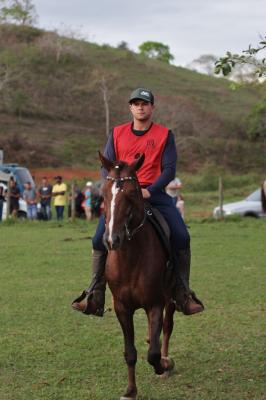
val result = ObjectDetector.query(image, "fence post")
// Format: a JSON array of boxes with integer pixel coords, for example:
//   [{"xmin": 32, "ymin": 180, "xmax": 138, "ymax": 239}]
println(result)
[
  {"xmin": 71, "ymin": 182, "xmax": 75, "ymax": 222},
  {"xmin": 218, "ymin": 176, "xmax": 224, "ymax": 220}
]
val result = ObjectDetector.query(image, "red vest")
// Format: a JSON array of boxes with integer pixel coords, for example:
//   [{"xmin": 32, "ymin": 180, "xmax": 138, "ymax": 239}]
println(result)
[{"xmin": 113, "ymin": 122, "xmax": 169, "ymax": 187}]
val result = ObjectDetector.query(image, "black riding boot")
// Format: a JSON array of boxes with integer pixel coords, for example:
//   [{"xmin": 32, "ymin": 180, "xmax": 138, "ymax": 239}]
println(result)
[
  {"xmin": 174, "ymin": 248, "xmax": 204, "ymax": 315},
  {"xmin": 72, "ymin": 250, "xmax": 107, "ymax": 317}
]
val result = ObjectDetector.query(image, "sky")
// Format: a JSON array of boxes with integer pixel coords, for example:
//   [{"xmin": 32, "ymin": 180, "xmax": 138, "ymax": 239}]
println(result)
[{"xmin": 33, "ymin": 0, "xmax": 266, "ymax": 67}]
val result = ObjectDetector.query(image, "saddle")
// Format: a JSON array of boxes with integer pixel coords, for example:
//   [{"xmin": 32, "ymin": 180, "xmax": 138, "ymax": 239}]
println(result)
[{"xmin": 144, "ymin": 203, "xmax": 175, "ymax": 289}]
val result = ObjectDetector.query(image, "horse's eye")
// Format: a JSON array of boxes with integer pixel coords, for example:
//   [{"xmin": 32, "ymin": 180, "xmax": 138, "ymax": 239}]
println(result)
[{"xmin": 127, "ymin": 190, "xmax": 136, "ymax": 199}]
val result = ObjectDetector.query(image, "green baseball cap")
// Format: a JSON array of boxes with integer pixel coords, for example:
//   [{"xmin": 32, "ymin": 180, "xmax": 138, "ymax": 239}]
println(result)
[{"xmin": 129, "ymin": 88, "xmax": 154, "ymax": 104}]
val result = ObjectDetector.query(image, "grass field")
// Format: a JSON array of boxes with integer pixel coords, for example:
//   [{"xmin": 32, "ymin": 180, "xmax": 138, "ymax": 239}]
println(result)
[{"xmin": 0, "ymin": 217, "xmax": 265, "ymax": 400}]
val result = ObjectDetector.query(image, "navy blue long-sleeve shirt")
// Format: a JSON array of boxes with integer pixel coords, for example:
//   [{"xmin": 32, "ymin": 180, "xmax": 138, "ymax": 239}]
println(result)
[{"xmin": 102, "ymin": 127, "xmax": 177, "ymax": 194}]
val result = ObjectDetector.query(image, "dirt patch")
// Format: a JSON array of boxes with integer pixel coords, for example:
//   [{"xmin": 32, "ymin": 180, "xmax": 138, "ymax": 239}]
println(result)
[{"xmin": 31, "ymin": 168, "xmax": 101, "ymax": 183}]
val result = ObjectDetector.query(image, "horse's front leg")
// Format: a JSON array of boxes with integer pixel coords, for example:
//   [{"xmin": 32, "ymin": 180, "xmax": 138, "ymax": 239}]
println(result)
[
  {"xmin": 161, "ymin": 301, "xmax": 175, "ymax": 372},
  {"xmin": 114, "ymin": 299, "xmax": 137, "ymax": 400},
  {"xmin": 146, "ymin": 305, "xmax": 165, "ymax": 375}
]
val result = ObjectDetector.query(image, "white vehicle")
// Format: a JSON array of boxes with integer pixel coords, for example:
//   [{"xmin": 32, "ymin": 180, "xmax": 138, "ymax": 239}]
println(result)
[
  {"xmin": 0, "ymin": 182, "xmax": 27, "ymax": 220},
  {"xmin": 213, "ymin": 188, "xmax": 266, "ymax": 219}
]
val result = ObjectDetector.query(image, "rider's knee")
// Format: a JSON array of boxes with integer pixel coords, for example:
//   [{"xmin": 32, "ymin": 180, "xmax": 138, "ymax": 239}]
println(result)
[
  {"xmin": 172, "ymin": 230, "xmax": 190, "ymax": 250},
  {"xmin": 92, "ymin": 235, "xmax": 106, "ymax": 251},
  {"xmin": 179, "ymin": 231, "xmax": 190, "ymax": 249}
]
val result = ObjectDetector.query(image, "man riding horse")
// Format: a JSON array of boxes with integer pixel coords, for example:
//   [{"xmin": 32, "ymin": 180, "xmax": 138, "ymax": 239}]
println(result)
[{"xmin": 72, "ymin": 87, "xmax": 204, "ymax": 316}]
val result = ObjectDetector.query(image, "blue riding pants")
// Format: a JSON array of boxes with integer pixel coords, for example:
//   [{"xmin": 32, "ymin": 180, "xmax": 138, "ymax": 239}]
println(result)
[{"xmin": 92, "ymin": 190, "xmax": 190, "ymax": 253}]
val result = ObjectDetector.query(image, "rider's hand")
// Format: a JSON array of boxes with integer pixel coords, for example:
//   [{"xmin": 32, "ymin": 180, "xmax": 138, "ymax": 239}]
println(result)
[{"xmin": 141, "ymin": 189, "xmax": 151, "ymax": 199}]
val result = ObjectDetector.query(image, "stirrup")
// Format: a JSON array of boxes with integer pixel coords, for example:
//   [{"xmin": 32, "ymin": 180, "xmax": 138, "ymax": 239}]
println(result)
[
  {"xmin": 173, "ymin": 289, "xmax": 204, "ymax": 315},
  {"xmin": 71, "ymin": 290, "xmax": 104, "ymax": 317},
  {"xmin": 190, "ymin": 290, "xmax": 204, "ymax": 309}
]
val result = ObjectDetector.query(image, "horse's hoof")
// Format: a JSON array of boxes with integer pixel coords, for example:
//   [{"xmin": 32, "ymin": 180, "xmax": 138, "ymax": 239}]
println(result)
[
  {"xmin": 161, "ymin": 356, "xmax": 175, "ymax": 371},
  {"xmin": 158, "ymin": 370, "xmax": 170, "ymax": 379},
  {"xmin": 120, "ymin": 396, "xmax": 136, "ymax": 400}
]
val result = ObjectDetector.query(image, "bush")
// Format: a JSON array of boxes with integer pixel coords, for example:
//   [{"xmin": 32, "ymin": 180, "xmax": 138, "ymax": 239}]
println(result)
[
  {"xmin": 246, "ymin": 98, "xmax": 266, "ymax": 140},
  {"xmin": 182, "ymin": 165, "xmax": 261, "ymax": 192},
  {"xmin": 0, "ymin": 23, "xmax": 42, "ymax": 43}
]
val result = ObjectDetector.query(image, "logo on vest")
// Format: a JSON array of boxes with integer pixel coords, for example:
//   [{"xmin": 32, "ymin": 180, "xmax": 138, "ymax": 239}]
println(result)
[{"xmin": 146, "ymin": 139, "xmax": 155, "ymax": 150}]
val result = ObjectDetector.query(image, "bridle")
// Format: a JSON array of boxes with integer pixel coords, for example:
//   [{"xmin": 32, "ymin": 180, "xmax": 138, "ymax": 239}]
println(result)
[
  {"xmin": 106, "ymin": 175, "xmax": 147, "ymax": 240},
  {"xmin": 106, "ymin": 175, "xmax": 136, "ymax": 187}
]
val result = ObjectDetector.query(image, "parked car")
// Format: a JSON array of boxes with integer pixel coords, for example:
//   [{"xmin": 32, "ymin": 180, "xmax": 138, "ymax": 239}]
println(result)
[
  {"xmin": 213, "ymin": 188, "xmax": 266, "ymax": 219},
  {"xmin": 0, "ymin": 182, "xmax": 27, "ymax": 220},
  {"xmin": 0, "ymin": 164, "xmax": 35, "ymax": 194}
]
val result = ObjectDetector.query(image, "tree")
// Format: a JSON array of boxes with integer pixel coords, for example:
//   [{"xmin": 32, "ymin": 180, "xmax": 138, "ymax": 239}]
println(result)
[
  {"xmin": 0, "ymin": 54, "xmax": 23, "ymax": 103},
  {"xmin": 0, "ymin": 0, "xmax": 38, "ymax": 26},
  {"xmin": 215, "ymin": 37, "xmax": 266, "ymax": 78},
  {"xmin": 0, "ymin": 62, "xmax": 10, "ymax": 92},
  {"xmin": 187, "ymin": 54, "xmax": 257, "ymax": 82},
  {"xmin": 117, "ymin": 41, "xmax": 130, "ymax": 51},
  {"xmin": 138, "ymin": 41, "xmax": 174, "ymax": 64},
  {"xmin": 90, "ymin": 69, "xmax": 119, "ymax": 137},
  {"xmin": 187, "ymin": 54, "xmax": 218, "ymax": 76},
  {"xmin": 99, "ymin": 74, "xmax": 111, "ymax": 138},
  {"xmin": 37, "ymin": 30, "xmax": 85, "ymax": 64},
  {"xmin": 11, "ymin": 89, "xmax": 29, "ymax": 119}
]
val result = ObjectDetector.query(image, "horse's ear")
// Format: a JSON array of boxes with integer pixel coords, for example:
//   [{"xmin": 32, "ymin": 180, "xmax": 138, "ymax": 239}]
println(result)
[
  {"xmin": 130, "ymin": 153, "xmax": 145, "ymax": 172},
  {"xmin": 99, "ymin": 151, "xmax": 114, "ymax": 171}
]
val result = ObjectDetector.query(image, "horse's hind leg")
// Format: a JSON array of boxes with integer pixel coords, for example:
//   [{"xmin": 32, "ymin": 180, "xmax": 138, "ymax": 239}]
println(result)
[
  {"xmin": 114, "ymin": 300, "xmax": 137, "ymax": 400},
  {"xmin": 161, "ymin": 301, "xmax": 175, "ymax": 371},
  {"xmin": 146, "ymin": 306, "xmax": 165, "ymax": 375}
]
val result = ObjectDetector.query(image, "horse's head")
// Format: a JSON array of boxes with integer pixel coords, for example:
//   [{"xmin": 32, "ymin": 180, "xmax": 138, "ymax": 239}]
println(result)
[{"xmin": 99, "ymin": 152, "xmax": 145, "ymax": 250}]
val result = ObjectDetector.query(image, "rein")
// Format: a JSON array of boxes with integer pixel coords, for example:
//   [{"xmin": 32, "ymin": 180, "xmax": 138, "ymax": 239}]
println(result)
[
  {"xmin": 125, "ymin": 211, "xmax": 147, "ymax": 241},
  {"xmin": 106, "ymin": 175, "xmax": 146, "ymax": 240}
]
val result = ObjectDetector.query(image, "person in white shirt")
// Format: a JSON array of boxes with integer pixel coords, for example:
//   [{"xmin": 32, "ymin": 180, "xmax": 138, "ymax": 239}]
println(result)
[{"xmin": 166, "ymin": 177, "xmax": 185, "ymax": 219}]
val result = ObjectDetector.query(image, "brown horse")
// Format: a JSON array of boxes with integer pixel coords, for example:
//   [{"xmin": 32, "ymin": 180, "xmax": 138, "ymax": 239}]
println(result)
[
  {"xmin": 100, "ymin": 152, "xmax": 175, "ymax": 400},
  {"xmin": 100, "ymin": 154, "xmax": 175, "ymax": 400}
]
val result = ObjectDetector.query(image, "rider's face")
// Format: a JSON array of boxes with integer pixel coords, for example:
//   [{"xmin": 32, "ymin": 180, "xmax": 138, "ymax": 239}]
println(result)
[{"xmin": 129, "ymin": 100, "xmax": 154, "ymax": 122}]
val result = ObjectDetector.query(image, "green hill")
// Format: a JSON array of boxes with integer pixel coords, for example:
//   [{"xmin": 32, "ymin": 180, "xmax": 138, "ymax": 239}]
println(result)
[{"xmin": 0, "ymin": 24, "xmax": 265, "ymax": 172}]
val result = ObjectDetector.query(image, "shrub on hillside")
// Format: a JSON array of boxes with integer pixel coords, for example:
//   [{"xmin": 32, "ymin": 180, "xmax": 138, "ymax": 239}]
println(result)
[
  {"xmin": 246, "ymin": 98, "xmax": 266, "ymax": 140},
  {"xmin": 0, "ymin": 23, "xmax": 42, "ymax": 43}
]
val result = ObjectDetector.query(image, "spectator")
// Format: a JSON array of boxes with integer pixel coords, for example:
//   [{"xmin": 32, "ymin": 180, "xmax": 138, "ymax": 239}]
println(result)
[
  {"xmin": 166, "ymin": 177, "xmax": 185, "ymax": 219},
  {"xmin": 262, "ymin": 180, "xmax": 266, "ymax": 213},
  {"xmin": 68, "ymin": 184, "xmax": 85, "ymax": 219},
  {"xmin": 23, "ymin": 181, "xmax": 38, "ymax": 220},
  {"xmin": 84, "ymin": 181, "xmax": 93, "ymax": 221},
  {"xmin": 92, "ymin": 194, "xmax": 104, "ymax": 218},
  {"xmin": 9, "ymin": 179, "xmax": 20, "ymax": 218},
  {"xmin": 52, "ymin": 176, "xmax": 67, "ymax": 220},
  {"xmin": 0, "ymin": 185, "xmax": 5, "ymax": 221},
  {"xmin": 38, "ymin": 177, "xmax": 52, "ymax": 220},
  {"xmin": 91, "ymin": 180, "xmax": 104, "ymax": 218}
]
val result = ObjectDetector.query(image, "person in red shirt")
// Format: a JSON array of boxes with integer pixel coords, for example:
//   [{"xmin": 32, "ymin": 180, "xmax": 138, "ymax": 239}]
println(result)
[{"xmin": 72, "ymin": 88, "xmax": 204, "ymax": 316}]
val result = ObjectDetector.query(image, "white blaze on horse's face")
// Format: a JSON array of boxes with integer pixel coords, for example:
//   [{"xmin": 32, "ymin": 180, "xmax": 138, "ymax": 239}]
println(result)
[{"xmin": 108, "ymin": 182, "xmax": 120, "ymax": 246}]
